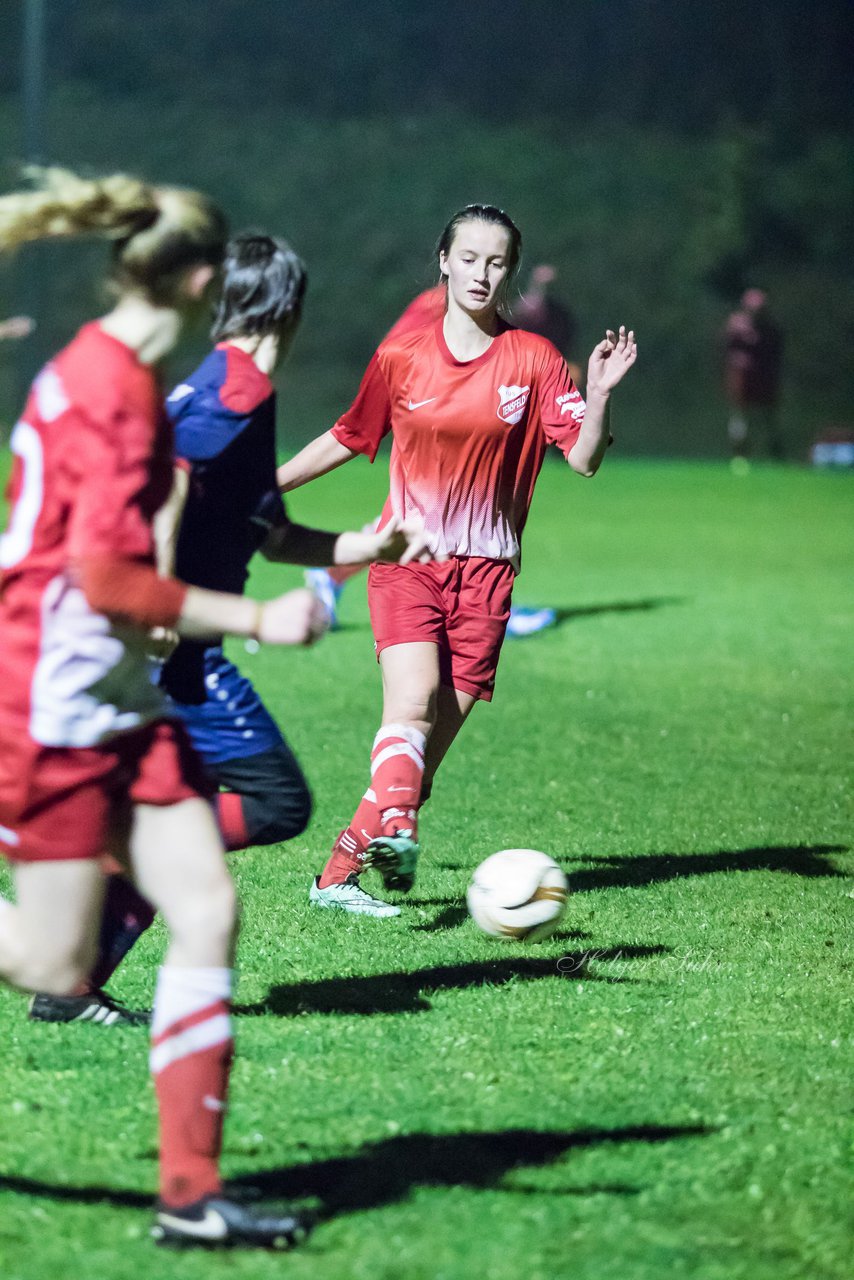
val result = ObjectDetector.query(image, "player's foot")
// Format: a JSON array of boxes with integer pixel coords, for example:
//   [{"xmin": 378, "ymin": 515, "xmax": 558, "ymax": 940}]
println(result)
[
  {"xmin": 152, "ymin": 1193, "xmax": 312, "ymax": 1250},
  {"xmin": 304, "ymin": 568, "xmax": 343, "ymax": 629},
  {"xmin": 309, "ymin": 874, "xmax": 401, "ymax": 917},
  {"xmin": 506, "ymin": 606, "xmax": 558, "ymax": 638},
  {"xmin": 364, "ymin": 829, "xmax": 420, "ymax": 893},
  {"xmin": 28, "ymin": 987, "xmax": 149, "ymax": 1027}
]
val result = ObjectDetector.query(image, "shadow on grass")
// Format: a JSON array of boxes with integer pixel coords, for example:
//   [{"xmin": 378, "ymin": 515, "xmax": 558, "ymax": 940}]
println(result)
[
  {"xmin": 0, "ymin": 1123, "xmax": 712, "ymax": 1216},
  {"xmin": 564, "ymin": 844, "xmax": 848, "ymax": 893},
  {"xmin": 411, "ymin": 905, "xmax": 470, "ymax": 932},
  {"xmin": 235, "ymin": 947, "xmax": 668, "ymax": 1017},
  {"xmin": 550, "ymin": 597, "xmax": 685, "ymax": 628},
  {"xmin": 411, "ymin": 904, "xmax": 592, "ymax": 939}
]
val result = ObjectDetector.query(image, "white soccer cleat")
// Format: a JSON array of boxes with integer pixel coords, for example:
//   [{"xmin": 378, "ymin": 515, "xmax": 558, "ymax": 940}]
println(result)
[
  {"xmin": 309, "ymin": 874, "xmax": 401, "ymax": 917},
  {"xmin": 506, "ymin": 606, "xmax": 557, "ymax": 638},
  {"xmin": 304, "ymin": 568, "xmax": 344, "ymax": 630}
]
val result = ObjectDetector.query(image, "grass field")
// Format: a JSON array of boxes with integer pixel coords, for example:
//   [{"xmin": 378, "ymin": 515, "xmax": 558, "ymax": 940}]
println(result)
[{"xmin": 0, "ymin": 458, "xmax": 851, "ymax": 1280}]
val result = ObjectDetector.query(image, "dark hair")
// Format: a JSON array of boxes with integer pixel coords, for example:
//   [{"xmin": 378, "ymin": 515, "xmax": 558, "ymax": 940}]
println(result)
[
  {"xmin": 436, "ymin": 204, "xmax": 523, "ymax": 280},
  {"xmin": 211, "ymin": 231, "xmax": 307, "ymax": 341}
]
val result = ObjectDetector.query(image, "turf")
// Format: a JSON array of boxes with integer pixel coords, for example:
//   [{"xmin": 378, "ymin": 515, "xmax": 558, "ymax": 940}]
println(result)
[{"xmin": 0, "ymin": 458, "xmax": 851, "ymax": 1280}]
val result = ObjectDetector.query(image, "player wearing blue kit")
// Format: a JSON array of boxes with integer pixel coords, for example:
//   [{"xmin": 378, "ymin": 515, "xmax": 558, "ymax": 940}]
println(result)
[
  {"xmin": 161, "ymin": 333, "xmax": 316, "ymax": 852},
  {"xmin": 28, "ymin": 231, "xmax": 428, "ymax": 1025}
]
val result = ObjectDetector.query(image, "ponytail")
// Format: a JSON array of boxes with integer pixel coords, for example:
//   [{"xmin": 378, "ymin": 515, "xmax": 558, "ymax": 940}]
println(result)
[{"xmin": 0, "ymin": 166, "xmax": 227, "ymax": 305}]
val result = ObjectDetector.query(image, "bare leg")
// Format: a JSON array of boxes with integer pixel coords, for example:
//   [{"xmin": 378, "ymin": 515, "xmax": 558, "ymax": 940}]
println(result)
[
  {"xmin": 378, "ymin": 641, "xmax": 442, "ymax": 737},
  {"xmin": 422, "ymin": 683, "xmax": 478, "ymax": 800},
  {"xmin": 129, "ymin": 798, "xmax": 237, "ymax": 967},
  {"xmin": 0, "ymin": 860, "xmax": 105, "ymax": 994}
]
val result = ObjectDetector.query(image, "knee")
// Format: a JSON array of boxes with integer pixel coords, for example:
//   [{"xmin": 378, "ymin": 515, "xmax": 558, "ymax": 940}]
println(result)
[
  {"xmin": 175, "ymin": 873, "xmax": 238, "ymax": 956},
  {"xmin": 8, "ymin": 936, "xmax": 96, "ymax": 996}
]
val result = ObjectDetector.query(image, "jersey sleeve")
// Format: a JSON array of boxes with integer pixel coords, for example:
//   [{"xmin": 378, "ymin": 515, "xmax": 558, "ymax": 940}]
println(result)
[
  {"xmin": 167, "ymin": 352, "xmax": 273, "ymax": 463},
  {"xmin": 66, "ymin": 396, "xmax": 163, "ymax": 564},
  {"xmin": 168, "ymin": 389, "xmax": 258, "ymax": 463},
  {"xmin": 535, "ymin": 344, "xmax": 587, "ymax": 458},
  {"xmin": 330, "ymin": 352, "xmax": 393, "ymax": 461}
]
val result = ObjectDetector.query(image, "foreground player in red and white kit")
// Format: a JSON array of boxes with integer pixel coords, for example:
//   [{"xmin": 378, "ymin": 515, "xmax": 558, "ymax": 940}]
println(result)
[
  {"xmin": 0, "ymin": 167, "xmax": 323, "ymax": 1248},
  {"xmin": 278, "ymin": 203, "xmax": 637, "ymax": 916}
]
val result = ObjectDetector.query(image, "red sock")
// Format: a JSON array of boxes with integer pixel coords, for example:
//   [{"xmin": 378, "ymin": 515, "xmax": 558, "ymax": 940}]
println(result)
[
  {"xmin": 214, "ymin": 792, "xmax": 250, "ymax": 852},
  {"xmin": 317, "ymin": 790, "xmax": 379, "ymax": 887},
  {"xmin": 370, "ymin": 723, "xmax": 426, "ymax": 839},
  {"xmin": 150, "ymin": 967, "xmax": 233, "ymax": 1209}
]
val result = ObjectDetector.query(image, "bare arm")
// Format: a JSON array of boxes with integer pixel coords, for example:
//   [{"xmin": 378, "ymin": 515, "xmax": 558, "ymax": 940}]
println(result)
[
  {"xmin": 262, "ymin": 514, "xmax": 432, "ymax": 568},
  {"xmin": 276, "ymin": 430, "xmax": 357, "ymax": 493},
  {"xmin": 79, "ymin": 557, "xmax": 328, "ymax": 647},
  {"xmin": 568, "ymin": 326, "xmax": 637, "ymax": 477},
  {"xmin": 152, "ymin": 464, "xmax": 189, "ymax": 577},
  {"xmin": 176, "ymin": 584, "xmax": 327, "ymax": 645}
]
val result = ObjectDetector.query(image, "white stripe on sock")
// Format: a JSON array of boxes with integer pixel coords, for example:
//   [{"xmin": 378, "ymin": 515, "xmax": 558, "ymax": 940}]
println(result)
[
  {"xmin": 151, "ymin": 966, "xmax": 232, "ymax": 1039},
  {"xmin": 371, "ymin": 743, "xmax": 425, "ymax": 774},
  {"xmin": 372, "ymin": 723, "xmax": 427, "ymax": 758},
  {"xmin": 150, "ymin": 1013, "xmax": 232, "ymax": 1075}
]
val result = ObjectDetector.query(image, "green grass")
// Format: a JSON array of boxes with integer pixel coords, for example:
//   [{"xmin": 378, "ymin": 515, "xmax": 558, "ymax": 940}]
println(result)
[{"xmin": 1, "ymin": 458, "xmax": 852, "ymax": 1280}]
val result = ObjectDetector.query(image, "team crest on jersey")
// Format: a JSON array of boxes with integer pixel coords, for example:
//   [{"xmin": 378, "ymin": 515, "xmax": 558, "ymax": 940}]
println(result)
[{"xmin": 496, "ymin": 383, "xmax": 530, "ymax": 426}]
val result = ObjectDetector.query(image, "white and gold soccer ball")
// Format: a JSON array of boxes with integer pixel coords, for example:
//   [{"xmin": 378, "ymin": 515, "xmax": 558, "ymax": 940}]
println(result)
[{"xmin": 466, "ymin": 849, "xmax": 569, "ymax": 942}]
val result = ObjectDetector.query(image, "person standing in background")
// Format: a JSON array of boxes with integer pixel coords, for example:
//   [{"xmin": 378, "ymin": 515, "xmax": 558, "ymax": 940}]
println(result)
[
  {"xmin": 723, "ymin": 288, "xmax": 785, "ymax": 466},
  {"xmin": 515, "ymin": 264, "xmax": 581, "ymax": 387}
]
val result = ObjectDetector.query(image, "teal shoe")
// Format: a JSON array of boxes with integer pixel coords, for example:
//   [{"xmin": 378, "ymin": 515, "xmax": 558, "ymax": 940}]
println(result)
[{"xmin": 364, "ymin": 829, "xmax": 420, "ymax": 893}]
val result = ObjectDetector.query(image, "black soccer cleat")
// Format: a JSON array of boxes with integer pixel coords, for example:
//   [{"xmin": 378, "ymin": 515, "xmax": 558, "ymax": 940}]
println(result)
[
  {"xmin": 28, "ymin": 987, "xmax": 150, "ymax": 1027},
  {"xmin": 151, "ymin": 1194, "xmax": 312, "ymax": 1250}
]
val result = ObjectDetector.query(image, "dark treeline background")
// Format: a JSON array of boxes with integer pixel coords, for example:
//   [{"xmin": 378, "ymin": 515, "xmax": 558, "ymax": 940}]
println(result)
[{"xmin": 1, "ymin": 0, "xmax": 852, "ymax": 456}]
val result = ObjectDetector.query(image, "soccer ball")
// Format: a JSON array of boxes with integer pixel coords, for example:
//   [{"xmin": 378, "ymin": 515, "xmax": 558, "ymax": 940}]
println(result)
[{"xmin": 466, "ymin": 849, "xmax": 569, "ymax": 942}]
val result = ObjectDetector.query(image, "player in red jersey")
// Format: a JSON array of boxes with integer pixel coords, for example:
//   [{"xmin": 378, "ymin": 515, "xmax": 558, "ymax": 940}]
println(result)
[
  {"xmin": 0, "ymin": 167, "xmax": 322, "ymax": 1248},
  {"xmin": 278, "ymin": 203, "xmax": 637, "ymax": 916},
  {"xmin": 304, "ymin": 282, "xmax": 565, "ymax": 635}
]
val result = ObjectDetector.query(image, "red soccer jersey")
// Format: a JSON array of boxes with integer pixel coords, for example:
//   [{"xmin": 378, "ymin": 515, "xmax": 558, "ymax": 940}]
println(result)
[
  {"xmin": 384, "ymin": 285, "xmax": 446, "ymax": 340},
  {"xmin": 0, "ymin": 323, "xmax": 173, "ymax": 746},
  {"xmin": 331, "ymin": 318, "xmax": 586, "ymax": 569}
]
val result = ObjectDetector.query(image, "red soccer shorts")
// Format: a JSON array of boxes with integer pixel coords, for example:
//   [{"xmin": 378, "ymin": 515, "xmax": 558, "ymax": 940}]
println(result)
[
  {"xmin": 0, "ymin": 718, "xmax": 211, "ymax": 863},
  {"xmin": 367, "ymin": 557, "xmax": 515, "ymax": 702}
]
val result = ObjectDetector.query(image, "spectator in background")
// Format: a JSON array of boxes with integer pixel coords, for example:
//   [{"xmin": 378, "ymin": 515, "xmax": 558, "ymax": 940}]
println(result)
[
  {"xmin": 515, "ymin": 264, "xmax": 581, "ymax": 386},
  {"xmin": 723, "ymin": 288, "xmax": 784, "ymax": 465}
]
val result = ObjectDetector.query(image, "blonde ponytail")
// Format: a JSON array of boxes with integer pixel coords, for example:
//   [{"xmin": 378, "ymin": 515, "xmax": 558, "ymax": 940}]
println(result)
[
  {"xmin": 0, "ymin": 166, "xmax": 157, "ymax": 251},
  {"xmin": 0, "ymin": 166, "xmax": 227, "ymax": 305}
]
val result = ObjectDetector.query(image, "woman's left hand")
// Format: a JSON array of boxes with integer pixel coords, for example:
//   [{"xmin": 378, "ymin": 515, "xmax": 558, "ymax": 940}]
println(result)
[{"xmin": 586, "ymin": 326, "xmax": 637, "ymax": 396}]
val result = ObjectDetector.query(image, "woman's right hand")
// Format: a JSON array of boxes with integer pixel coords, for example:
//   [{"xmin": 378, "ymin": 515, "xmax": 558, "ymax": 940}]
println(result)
[{"xmin": 257, "ymin": 587, "xmax": 330, "ymax": 646}]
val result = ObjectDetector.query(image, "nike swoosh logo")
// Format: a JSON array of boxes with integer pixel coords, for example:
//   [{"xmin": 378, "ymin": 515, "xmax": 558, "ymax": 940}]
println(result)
[
  {"xmin": 157, "ymin": 1206, "xmax": 228, "ymax": 1240},
  {"xmin": 387, "ymin": 785, "xmax": 414, "ymax": 792},
  {"xmin": 408, "ymin": 397, "xmax": 437, "ymax": 411}
]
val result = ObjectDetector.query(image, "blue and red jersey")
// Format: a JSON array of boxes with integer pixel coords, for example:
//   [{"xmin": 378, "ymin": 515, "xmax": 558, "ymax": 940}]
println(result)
[
  {"xmin": 162, "ymin": 343, "xmax": 288, "ymax": 709},
  {"xmin": 166, "ymin": 343, "xmax": 287, "ymax": 598}
]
